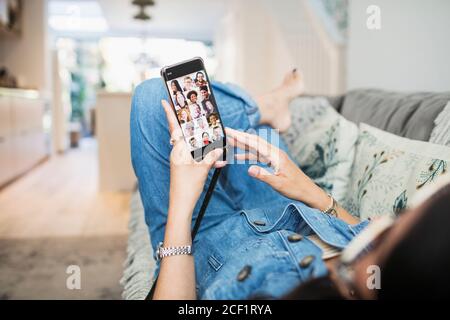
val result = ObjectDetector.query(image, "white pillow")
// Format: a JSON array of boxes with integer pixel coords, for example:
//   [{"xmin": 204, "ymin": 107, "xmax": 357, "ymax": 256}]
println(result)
[
  {"xmin": 343, "ymin": 123, "xmax": 450, "ymax": 220},
  {"xmin": 430, "ymin": 101, "xmax": 450, "ymax": 146},
  {"xmin": 282, "ymin": 97, "xmax": 358, "ymax": 203}
]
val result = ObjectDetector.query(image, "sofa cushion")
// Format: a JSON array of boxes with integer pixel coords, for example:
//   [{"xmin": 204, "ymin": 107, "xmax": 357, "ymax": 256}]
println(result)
[
  {"xmin": 340, "ymin": 89, "xmax": 450, "ymax": 141},
  {"xmin": 343, "ymin": 123, "xmax": 450, "ymax": 220},
  {"xmin": 430, "ymin": 101, "xmax": 450, "ymax": 146},
  {"xmin": 283, "ymin": 97, "xmax": 358, "ymax": 203}
]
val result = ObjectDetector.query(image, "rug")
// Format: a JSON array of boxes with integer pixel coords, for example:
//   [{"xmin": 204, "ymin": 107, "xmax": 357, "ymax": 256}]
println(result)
[{"xmin": 0, "ymin": 235, "xmax": 127, "ymax": 300}]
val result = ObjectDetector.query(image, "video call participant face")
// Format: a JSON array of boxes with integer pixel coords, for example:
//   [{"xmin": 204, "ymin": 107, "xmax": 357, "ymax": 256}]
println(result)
[
  {"xmin": 183, "ymin": 77, "xmax": 193, "ymax": 91},
  {"xmin": 195, "ymin": 72, "xmax": 206, "ymax": 86},
  {"xmin": 190, "ymin": 104, "xmax": 202, "ymax": 119},
  {"xmin": 208, "ymin": 113, "xmax": 219, "ymax": 127},
  {"xmin": 200, "ymin": 86, "xmax": 209, "ymax": 100},
  {"xmin": 175, "ymin": 91, "xmax": 187, "ymax": 108},
  {"xmin": 178, "ymin": 108, "xmax": 191, "ymax": 123},
  {"xmin": 189, "ymin": 137, "xmax": 197, "ymax": 148},
  {"xmin": 212, "ymin": 126, "xmax": 222, "ymax": 141},
  {"xmin": 197, "ymin": 117, "xmax": 206, "ymax": 129},
  {"xmin": 185, "ymin": 123, "xmax": 194, "ymax": 137},
  {"xmin": 171, "ymin": 80, "xmax": 181, "ymax": 94},
  {"xmin": 187, "ymin": 91, "xmax": 198, "ymax": 104},
  {"xmin": 202, "ymin": 132, "xmax": 211, "ymax": 145}
]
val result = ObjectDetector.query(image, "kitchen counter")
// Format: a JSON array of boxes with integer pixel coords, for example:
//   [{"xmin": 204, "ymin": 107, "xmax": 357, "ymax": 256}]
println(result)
[{"xmin": 0, "ymin": 87, "xmax": 40, "ymax": 99}]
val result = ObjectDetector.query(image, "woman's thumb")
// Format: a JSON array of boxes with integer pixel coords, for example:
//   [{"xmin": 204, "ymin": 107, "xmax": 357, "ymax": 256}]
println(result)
[
  {"xmin": 248, "ymin": 165, "xmax": 275, "ymax": 183},
  {"xmin": 203, "ymin": 148, "xmax": 224, "ymax": 167}
]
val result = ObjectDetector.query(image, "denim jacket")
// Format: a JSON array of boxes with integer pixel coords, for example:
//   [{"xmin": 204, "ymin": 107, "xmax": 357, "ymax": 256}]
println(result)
[{"xmin": 193, "ymin": 200, "xmax": 369, "ymax": 300}]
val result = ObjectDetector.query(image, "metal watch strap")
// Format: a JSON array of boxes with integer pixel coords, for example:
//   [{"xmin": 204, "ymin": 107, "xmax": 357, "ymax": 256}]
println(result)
[
  {"xmin": 324, "ymin": 194, "xmax": 338, "ymax": 217},
  {"xmin": 156, "ymin": 242, "xmax": 193, "ymax": 260}
]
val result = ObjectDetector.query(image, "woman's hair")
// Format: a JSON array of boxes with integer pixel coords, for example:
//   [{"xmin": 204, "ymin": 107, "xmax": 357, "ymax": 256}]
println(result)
[
  {"xmin": 177, "ymin": 108, "xmax": 192, "ymax": 123},
  {"xmin": 377, "ymin": 184, "xmax": 450, "ymax": 299},
  {"xmin": 282, "ymin": 183, "xmax": 450, "ymax": 300},
  {"xmin": 196, "ymin": 72, "xmax": 204, "ymax": 80},
  {"xmin": 202, "ymin": 132, "xmax": 209, "ymax": 138},
  {"xmin": 282, "ymin": 276, "xmax": 345, "ymax": 300},
  {"xmin": 171, "ymin": 80, "xmax": 182, "ymax": 93},
  {"xmin": 187, "ymin": 90, "xmax": 197, "ymax": 100},
  {"xmin": 175, "ymin": 91, "xmax": 187, "ymax": 108}
]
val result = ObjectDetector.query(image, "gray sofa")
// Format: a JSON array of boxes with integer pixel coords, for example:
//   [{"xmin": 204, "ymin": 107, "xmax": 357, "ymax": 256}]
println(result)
[{"xmin": 121, "ymin": 88, "xmax": 450, "ymax": 299}]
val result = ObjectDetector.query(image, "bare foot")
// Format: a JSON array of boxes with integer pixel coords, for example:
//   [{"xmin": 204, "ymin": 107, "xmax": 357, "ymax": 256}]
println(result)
[
  {"xmin": 257, "ymin": 69, "xmax": 304, "ymax": 132},
  {"xmin": 281, "ymin": 68, "xmax": 305, "ymax": 101}
]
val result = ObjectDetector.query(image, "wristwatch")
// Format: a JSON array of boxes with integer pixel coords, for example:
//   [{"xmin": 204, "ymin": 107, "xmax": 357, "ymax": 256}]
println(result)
[
  {"xmin": 323, "ymin": 194, "xmax": 338, "ymax": 217},
  {"xmin": 156, "ymin": 242, "xmax": 193, "ymax": 261}
]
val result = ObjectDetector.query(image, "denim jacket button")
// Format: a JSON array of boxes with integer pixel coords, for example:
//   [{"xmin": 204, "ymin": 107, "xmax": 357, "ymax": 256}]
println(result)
[
  {"xmin": 253, "ymin": 220, "xmax": 266, "ymax": 226},
  {"xmin": 299, "ymin": 255, "xmax": 315, "ymax": 268},
  {"xmin": 288, "ymin": 233, "xmax": 303, "ymax": 242},
  {"xmin": 237, "ymin": 265, "xmax": 252, "ymax": 281}
]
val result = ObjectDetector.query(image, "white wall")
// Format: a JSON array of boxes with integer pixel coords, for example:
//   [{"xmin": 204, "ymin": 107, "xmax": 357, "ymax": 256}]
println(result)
[
  {"xmin": 0, "ymin": 0, "xmax": 50, "ymax": 96},
  {"xmin": 347, "ymin": 0, "xmax": 450, "ymax": 92},
  {"xmin": 214, "ymin": 0, "xmax": 346, "ymax": 96},
  {"xmin": 214, "ymin": 0, "xmax": 294, "ymax": 97}
]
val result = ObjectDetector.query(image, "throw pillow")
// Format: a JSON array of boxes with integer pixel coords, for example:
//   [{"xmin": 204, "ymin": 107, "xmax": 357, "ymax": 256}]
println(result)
[
  {"xmin": 343, "ymin": 123, "xmax": 450, "ymax": 220},
  {"xmin": 282, "ymin": 97, "xmax": 359, "ymax": 203},
  {"xmin": 430, "ymin": 101, "xmax": 450, "ymax": 147}
]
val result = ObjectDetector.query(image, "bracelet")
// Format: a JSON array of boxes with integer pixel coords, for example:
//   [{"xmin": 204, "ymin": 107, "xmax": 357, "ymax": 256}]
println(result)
[
  {"xmin": 323, "ymin": 194, "xmax": 338, "ymax": 217},
  {"xmin": 156, "ymin": 242, "xmax": 193, "ymax": 261}
]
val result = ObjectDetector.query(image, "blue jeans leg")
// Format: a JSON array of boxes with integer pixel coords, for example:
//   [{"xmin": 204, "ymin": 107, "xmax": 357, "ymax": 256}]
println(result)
[{"xmin": 130, "ymin": 79, "xmax": 291, "ymax": 253}]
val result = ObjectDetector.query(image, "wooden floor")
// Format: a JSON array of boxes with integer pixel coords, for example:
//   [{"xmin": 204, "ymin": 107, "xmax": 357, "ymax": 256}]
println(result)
[{"xmin": 0, "ymin": 138, "xmax": 131, "ymax": 239}]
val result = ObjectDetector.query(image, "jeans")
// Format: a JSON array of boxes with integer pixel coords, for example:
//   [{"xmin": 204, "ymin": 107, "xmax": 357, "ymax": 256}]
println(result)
[{"xmin": 130, "ymin": 79, "xmax": 368, "ymax": 299}]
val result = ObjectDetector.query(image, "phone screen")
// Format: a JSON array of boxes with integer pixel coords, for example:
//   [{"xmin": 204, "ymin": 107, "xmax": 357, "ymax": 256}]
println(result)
[{"xmin": 163, "ymin": 60, "xmax": 225, "ymax": 159}]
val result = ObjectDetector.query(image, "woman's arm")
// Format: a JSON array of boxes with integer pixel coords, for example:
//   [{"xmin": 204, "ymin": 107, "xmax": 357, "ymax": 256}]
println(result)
[
  {"xmin": 153, "ymin": 100, "xmax": 225, "ymax": 300},
  {"xmin": 226, "ymin": 128, "xmax": 359, "ymax": 225},
  {"xmin": 294, "ymin": 178, "xmax": 359, "ymax": 225},
  {"xmin": 153, "ymin": 207, "xmax": 195, "ymax": 299}
]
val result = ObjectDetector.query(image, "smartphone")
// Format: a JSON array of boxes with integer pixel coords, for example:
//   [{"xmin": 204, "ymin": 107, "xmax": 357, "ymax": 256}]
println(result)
[{"xmin": 161, "ymin": 57, "xmax": 226, "ymax": 161}]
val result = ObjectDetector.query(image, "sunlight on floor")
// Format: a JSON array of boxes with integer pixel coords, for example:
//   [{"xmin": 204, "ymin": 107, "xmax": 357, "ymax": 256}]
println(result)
[
  {"xmin": 0, "ymin": 138, "xmax": 132, "ymax": 299},
  {"xmin": 0, "ymin": 138, "xmax": 131, "ymax": 239}
]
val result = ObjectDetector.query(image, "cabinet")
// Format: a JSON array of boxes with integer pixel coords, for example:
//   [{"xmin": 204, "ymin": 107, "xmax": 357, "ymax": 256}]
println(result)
[{"xmin": 0, "ymin": 89, "xmax": 48, "ymax": 187}]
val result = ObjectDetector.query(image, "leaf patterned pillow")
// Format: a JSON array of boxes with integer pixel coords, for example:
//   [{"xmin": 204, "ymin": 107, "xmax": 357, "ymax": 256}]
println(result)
[
  {"xmin": 282, "ymin": 97, "xmax": 359, "ymax": 203},
  {"xmin": 343, "ymin": 123, "xmax": 450, "ymax": 220}
]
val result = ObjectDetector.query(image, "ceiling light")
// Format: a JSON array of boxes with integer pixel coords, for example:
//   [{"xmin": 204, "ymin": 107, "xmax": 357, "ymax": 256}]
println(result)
[
  {"xmin": 132, "ymin": 0, "xmax": 155, "ymax": 21},
  {"xmin": 132, "ymin": 0, "xmax": 155, "ymax": 6}
]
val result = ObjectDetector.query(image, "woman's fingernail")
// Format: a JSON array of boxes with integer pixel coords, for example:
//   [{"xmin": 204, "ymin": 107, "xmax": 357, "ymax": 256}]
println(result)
[
  {"xmin": 215, "ymin": 149, "xmax": 223, "ymax": 158},
  {"xmin": 216, "ymin": 161, "xmax": 227, "ymax": 167},
  {"xmin": 248, "ymin": 166, "xmax": 259, "ymax": 177}
]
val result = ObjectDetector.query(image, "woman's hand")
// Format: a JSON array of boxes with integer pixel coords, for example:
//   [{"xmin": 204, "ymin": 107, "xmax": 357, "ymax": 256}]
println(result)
[
  {"xmin": 226, "ymin": 127, "xmax": 359, "ymax": 224},
  {"xmin": 226, "ymin": 127, "xmax": 330, "ymax": 210},
  {"xmin": 154, "ymin": 100, "xmax": 226, "ymax": 300},
  {"xmin": 162, "ymin": 100, "xmax": 226, "ymax": 222}
]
